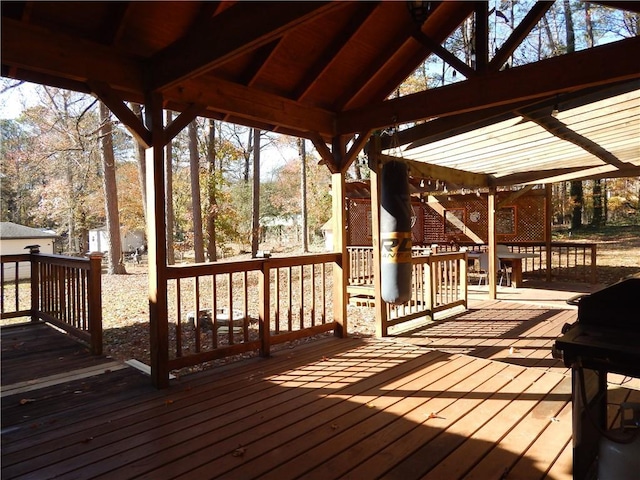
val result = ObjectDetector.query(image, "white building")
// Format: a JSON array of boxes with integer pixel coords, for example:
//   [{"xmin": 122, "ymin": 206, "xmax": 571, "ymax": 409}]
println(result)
[
  {"xmin": 88, "ymin": 226, "xmax": 145, "ymax": 254},
  {"xmin": 0, "ymin": 222, "xmax": 58, "ymax": 279}
]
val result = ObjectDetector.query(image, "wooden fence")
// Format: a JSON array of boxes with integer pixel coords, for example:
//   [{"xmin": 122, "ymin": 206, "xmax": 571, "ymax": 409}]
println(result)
[{"xmin": 0, "ymin": 251, "xmax": 103, "ymax": 354}]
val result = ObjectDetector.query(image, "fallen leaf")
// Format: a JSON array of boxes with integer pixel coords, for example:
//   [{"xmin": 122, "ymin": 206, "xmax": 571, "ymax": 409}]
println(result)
[
  {"xmin": 19, "ymin": 398, "xmax": 36, "ymax": 405},
  {"xmin": 232, "ymin": 446, "xmax": 246, "ymax": 457}
]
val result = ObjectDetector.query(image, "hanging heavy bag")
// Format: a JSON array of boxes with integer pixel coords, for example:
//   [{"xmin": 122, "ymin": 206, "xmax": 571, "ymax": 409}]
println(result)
[{"xmin": 380, "ymin": 160, "xmax": 412, "ymax": 304}]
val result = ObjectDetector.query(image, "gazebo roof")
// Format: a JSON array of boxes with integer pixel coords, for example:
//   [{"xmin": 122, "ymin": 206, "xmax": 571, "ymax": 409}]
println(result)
[{"xmin": 2, "ymin": 1, "xmax": 640, "ymax": 178}]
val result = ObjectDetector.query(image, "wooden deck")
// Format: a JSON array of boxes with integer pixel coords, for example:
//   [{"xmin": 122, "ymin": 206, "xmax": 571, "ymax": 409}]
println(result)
[{"xmin": 2, "ymin": 301, "xmax": 639, "ymax": 479}]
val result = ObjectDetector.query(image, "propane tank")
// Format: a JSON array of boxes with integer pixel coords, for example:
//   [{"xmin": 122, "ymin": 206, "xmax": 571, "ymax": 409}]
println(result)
[{"xmin": 598, "ymin": 402, "xmax": 640, "ymax": 480}]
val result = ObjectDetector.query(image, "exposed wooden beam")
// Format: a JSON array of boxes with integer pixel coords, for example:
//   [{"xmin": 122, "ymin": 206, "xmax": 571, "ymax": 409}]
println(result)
[
  {"xmin": 1, "ymin": 18, "xmax": 144, "ymax": 94},
  {"xmin": 165, "ymin": 75, "xmax": 335, "ymax": 137},
  {"xmin": 380, "ymin": 154, "xmax": 492, "ymax": 188},
  {"xmin": 148, "ymin": 1, "xmax": 338, "ymax": 92},
  {"xmin": 474, "ymin": 2, "xmax": 489, "ymax": 73},
  {"xmin": 88, "ymin": 80, "xmax": 151, "ymax": 148},
  {"xmin": 497, "ymin": 185, "xmax": 535, "ymax": 209},
  {"xmin": 359, "ymin": 2, "xmax": 475, "ymax": 109},
  {"xmin": 337, "ymin": 36, "xmax": 640, "ymax": 134},
  {"xmin": 164, "ymin": 103, "xmax": 207, "ymax": 145},
  {"xmin": 310, "ymin": 133, "xmax": 339, "ymax": 174},
  {"xmin": 398, "ymin": 79, "xmax": 639, "ymax": 151},
  {"xmin": 411, "ymin": 31, "xmax": 477, "ymax": 79},
  {"xmin": 489, "ymin": 1, "xmax": 554, "ymax": 72},
  {"xmin": 520, "ymin": 111, "xmax": 630, "ymax": 169},
  {"xmin": 587, "ymin": 1, "xmax": 640, "ymax": 14},
  {"xmin": 343, "ymin": 131, "xmax": 373, "ymax": 173}
]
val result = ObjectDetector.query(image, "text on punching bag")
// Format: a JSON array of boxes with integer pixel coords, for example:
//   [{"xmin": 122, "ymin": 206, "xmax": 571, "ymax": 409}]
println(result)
[{"xmin": 381, "ymin": 232, "xmax": 412, "ymax": 263}]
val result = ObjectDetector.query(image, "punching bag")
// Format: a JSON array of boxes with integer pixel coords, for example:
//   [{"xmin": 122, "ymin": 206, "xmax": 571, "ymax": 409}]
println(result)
[{"xmin": 380, "ymin": 160, "xmax": 412, "ymax": 304}]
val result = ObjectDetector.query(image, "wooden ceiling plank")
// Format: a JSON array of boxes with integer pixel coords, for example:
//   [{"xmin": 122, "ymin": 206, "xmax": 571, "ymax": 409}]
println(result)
[
  {"xmin": 489, "ymin": 1, "xmax": 554, "ymax": 72},
  {"xmin": 167, "ymin": 76, "xmax": 335, "ymax": 136},
  {"xmin": 149, "ymin": 1, "xmax": 338, "ymax": 92},
  {"xmin": 88, "ymin": 80, "xmax": 151, "ymax": 148},
  {"xmin": 293, "ymin": 2, "xmax": 380, "ymax": 101},
  {"xmin": 337, "ymin": 36, "xmax": 640, "ymax": 134},
  {"xmin": 98, "ymin": 2, "xmax": 133, "ymax": 46}
]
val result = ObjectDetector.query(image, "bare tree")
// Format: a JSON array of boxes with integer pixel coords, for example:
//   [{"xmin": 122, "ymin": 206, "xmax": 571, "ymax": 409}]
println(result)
[
  {"xmin": 98, "ymin": 102, "xmax": 126, "ymax": 274},
  {"xmin": 299, "ymin": 137, "xmax": 308, "ymax": 253},
  {"xmin": 189, "ymin": 119, "xmax": 205, "ymax": 262},
  {"xmin": 165, "ymin": 110, "xmax": 176, "ymax": 264},
  {"xmin": 205, "ymin": 119, "xmax": 217, "ymax": 262},
  {"xmin": 251, "ymin": 128, "xmax": 260, "ymax": 257}
]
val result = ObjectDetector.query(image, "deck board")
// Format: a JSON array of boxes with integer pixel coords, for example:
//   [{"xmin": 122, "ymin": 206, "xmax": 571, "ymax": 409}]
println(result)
[{"xmin": 2, "ymin": 299, "xmax": 639, "ymax": 480}]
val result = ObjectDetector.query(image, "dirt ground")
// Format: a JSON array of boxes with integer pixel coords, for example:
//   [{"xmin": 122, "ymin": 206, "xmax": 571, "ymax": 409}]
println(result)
[{"xmin": 101, "ymin": 225, "xmax": 640, "ymax": 370}]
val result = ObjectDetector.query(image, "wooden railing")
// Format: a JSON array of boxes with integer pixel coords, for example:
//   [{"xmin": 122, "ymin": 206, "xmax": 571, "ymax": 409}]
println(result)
[
  {"xmin": 502, "ymin": 242, "xmax": 597, "ymax": 283},
  {"xmin": 165, "ymin": 253, "xmax": 339, "ymax": 372},
  {"xmin": 346, "ymin": 247, "xmax": 468, "ymax": 333},
  {"xmin": 0, "ymin": 251, "xmax": 103, "ymax": 354},
  {"xmin": 383, "ymin": 251, "xmax": 467, "ymax": 333},
  {"xmin": 367, "ymin": 241, "xmax": 598, "ymax": 284}
]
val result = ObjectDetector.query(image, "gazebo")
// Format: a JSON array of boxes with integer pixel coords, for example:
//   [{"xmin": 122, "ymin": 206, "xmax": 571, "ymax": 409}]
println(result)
[{"xmin": 2, "ymin": 1, "xmax": 639, "ymax": 390}]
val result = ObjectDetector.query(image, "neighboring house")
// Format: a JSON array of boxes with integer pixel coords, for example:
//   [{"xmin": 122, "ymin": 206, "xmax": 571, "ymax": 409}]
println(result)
[
  {"xmin": 88, "ymin": 226, "xmax": 145, "ymax": 254},
  {"xmin": 0, "ymin": 222, "xmax": 58, "ymax": 279}
]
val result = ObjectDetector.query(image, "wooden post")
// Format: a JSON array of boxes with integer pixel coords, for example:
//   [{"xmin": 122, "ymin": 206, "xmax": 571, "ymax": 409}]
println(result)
[
  {"xmin": 369, "ymin": 136, "xmax": 388, "ymax": 337},
  {"xmin": 488, "ymin": 187, "xmax": 497, "ymax": 299},
  {"xmin": 460, "ymin": 253, "xmax": 468, "ymax": 308},
  {"xmin": 545, "ymin": 183, "xmax": 553, "ymax": 282},
  {"xmin": 331, "ymin": 170, "xmax": 348, "ymax": 338},
  {"xmin": 259, "ymin": 259, "xmax": 271, "ymax": 357},
  {"xmin": 28, "ymin": 246, "xmax": 40, "ymax": 323},
  {"xmin": 88, "ymin": 252, "xmax": 103, "ymax": 355},
  {"xmin": 145, "ymin": 93, "xmax": 170, "ymax": 388}
]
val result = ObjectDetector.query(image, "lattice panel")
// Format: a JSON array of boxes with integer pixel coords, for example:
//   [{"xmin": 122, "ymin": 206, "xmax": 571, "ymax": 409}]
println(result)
[
  {"xmin": 346, "ymin": 190, "xmax": 546, "ymax": 246},
  {"xmin": 348, "ymin": 199, "xmax": 372, "ymax": 246}
]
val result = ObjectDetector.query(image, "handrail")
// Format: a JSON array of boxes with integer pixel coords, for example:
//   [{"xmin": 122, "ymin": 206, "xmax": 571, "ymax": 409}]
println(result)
[
  {"xmin": 165, "ymin": 253, "xmax": 340, "ymax": 372},
  {"xmin": 0, "ymin": 252, "xmax": 103, "ymax": 354}
]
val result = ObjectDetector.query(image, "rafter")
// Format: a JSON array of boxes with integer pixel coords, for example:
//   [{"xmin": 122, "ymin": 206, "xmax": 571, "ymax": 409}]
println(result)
[
  {"xmin": 148, "ymin": 1, "xmax": 338, "ymax": 92},
  {"xmin": 337, "ymin": 36, "xmax": 640, "ymax": 134},
  {"xmin": 520, "ymin": 111, "xmax": 630, "ymax": 169},
  {"xmin": 489, "ymin": 1, "xmax": 554, "ymax": 72}
]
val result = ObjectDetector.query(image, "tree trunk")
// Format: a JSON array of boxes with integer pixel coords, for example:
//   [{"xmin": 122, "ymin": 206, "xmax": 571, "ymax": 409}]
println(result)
[
  {"xmin": 251, "ymin": 128, "xmax": 261, "ymax": 257},
  {"xmin": 563, "ymin": 0, "xmax": 583, "ymax": 230},
  {"xmin": 165, "ymin": 110, "xmax": 176, "ymax": 265},
  {"xmin": 299, "ymin": 137, "xmax": 308, "ymax": 252},
  {"xmin": 99, "ymin": 102, "xmax": 126, "ymax": 274},
  {"xmin": 206, "ymin": 119, "xmax": 217, "ymax": 262},
  {"xmin": 592, "ymin": 179, "xmax": 604, "ymax": 227},
  {"xmin": 131, "ymin": 103, "xmax": 148, "ymax": 226},
  {"xmin": 189, "ymin": 120, "xmax": 205, "ymax": 263}
]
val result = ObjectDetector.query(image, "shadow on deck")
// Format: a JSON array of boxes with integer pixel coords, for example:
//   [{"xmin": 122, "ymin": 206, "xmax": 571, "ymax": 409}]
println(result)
[{"xmin": 2, "ymin": 299, "xmax": 638, "ymax": 479}]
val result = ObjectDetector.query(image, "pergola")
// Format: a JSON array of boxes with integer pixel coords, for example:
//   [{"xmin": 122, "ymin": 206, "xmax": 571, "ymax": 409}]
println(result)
[{"xmin": 3, "ymin": 0, "xmax": 639, "ymax": 387}]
